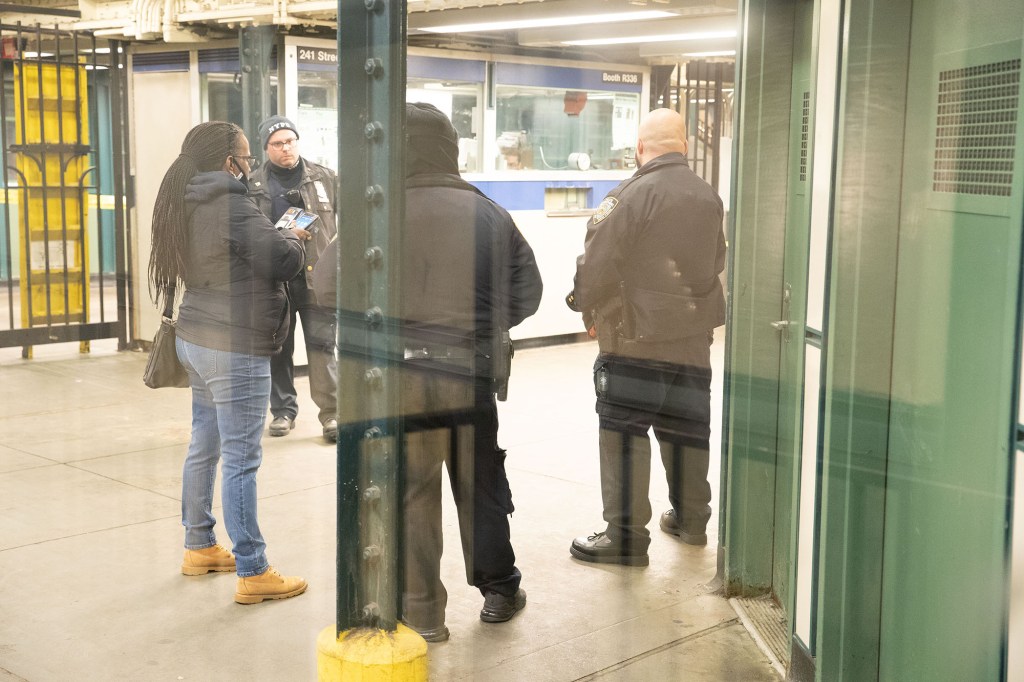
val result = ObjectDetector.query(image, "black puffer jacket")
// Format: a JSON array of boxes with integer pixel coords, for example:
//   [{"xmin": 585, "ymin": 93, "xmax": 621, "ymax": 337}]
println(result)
[{"xmin": 175, "ymin": 172, "xmax": 304, "ymax": 356}]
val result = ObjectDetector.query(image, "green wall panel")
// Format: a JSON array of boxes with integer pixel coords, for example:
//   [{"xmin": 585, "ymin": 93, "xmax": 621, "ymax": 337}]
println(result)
[
  {"xmin": 880, "ymin": 1, "xmax": 1023, "ymax": 679},
  {"xmin": 815, "ymin": 0, "xmax": 911, "ymax": 679},
  {"xmin": 724, "ymin": 0, "xmax": 797, "ymax": 596},
  {"xmin": 772, "ymin": 0, "xmax": 815, "ymax": 616}
]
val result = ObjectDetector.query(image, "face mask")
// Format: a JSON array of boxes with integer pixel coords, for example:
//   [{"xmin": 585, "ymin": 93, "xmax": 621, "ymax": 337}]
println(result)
[{"xmin": 230, "ymin": 158, "xmax": 250, "ymax": 188}]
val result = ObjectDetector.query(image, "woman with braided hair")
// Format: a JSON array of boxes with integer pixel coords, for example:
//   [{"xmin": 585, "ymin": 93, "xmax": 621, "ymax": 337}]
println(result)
[{"xmin": 149, "ymin": 121, "xmax": 308, "ymax": 604}]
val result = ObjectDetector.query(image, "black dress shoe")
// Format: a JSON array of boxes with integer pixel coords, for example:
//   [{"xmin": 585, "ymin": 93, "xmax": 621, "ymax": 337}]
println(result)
[
  {"xmin": 480, "ymin": 588, "xmax": 527, "ymax": 623},
  {"xmin": 322, "ymin": 418, "xmax": 338, "ymax": 443},
  {"xmin": 401, "ymin": 619, "xmax": 450, "ymax": 643},
  {"xmin": 659, "ymin": 510, "xmax": 708, "ymax": 546},
  {"xmin": 269, "ymin": 416, "xmax": 294, "ymax": 437},
  {"xmin": 570, "ymin": 531, "xmax": 649, "ymax": 566}
]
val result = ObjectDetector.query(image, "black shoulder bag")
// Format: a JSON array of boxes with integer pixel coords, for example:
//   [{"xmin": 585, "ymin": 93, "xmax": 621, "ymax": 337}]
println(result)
[{"xmin": 143, "ymin": 287, "xmax": 189, "ymax": 389}]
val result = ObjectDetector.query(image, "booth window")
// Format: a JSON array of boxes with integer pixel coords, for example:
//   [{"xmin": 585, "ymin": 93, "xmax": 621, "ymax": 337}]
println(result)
[
  {"xmin": 495, "ymin": 85, "xmax": 639, "ymax": 171},
  {"xmin": 407, "ymin": 79, "xmax": 484, "ymax": 173},
  {"xmin": 295, "ymin": 68, "xmax": 339, "ymax": 171},
  {"xmin": 200, "ymin": 72, "xmax": 278, "ymax": 135}
]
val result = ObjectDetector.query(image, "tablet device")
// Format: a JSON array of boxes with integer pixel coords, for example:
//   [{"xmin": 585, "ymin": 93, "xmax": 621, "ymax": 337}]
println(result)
[{"xmin": 293, "ymin": 210, "xmax": 320, "ymax": 234}]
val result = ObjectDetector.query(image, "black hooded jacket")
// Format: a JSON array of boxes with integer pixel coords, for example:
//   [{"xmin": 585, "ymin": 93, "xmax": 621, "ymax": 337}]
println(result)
[
  {"xmin": 402, "ymin": 103, "xmax": 543, "ymax": 378},
  {"xmin": 175, "ymin": 171, "xmax": 304, "ymax": 356},
  {"xmin": 313, "ymin": 105, "xmax": 544, "ymax": 379}
]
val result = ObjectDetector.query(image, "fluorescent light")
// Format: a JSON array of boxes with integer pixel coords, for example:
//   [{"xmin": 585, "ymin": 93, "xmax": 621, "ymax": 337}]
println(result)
[
  {"xmin": 564, "ymin": 29, "xmax": 736, "ymax": 46},
  {"xmin": 420, "ymin": 10, "xmax": 675, "ymax": 34}
]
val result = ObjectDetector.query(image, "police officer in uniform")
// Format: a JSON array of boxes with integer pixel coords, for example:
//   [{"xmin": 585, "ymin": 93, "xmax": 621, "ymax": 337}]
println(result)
[
  {"xmin": 248, "ymin": 116, "xmax": 340, "ymax": 442},
  {"xmin": 568, "ymin": 108, "xmax": 726, "ymax": 566}
]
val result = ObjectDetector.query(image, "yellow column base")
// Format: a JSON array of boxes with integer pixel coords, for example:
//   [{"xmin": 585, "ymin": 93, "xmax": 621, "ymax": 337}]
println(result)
[{"xmin": 316, "ymin": 623, "xmax": 428, "ymax": 681}]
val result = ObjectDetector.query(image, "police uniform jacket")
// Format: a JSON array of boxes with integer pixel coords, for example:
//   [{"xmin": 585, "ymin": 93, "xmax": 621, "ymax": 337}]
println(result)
[
  {"xmin": 574, "ymin": 152, "xmax": 726, "ymax": 366},
  {"xmin": 175, "ymin": 171, "xmax": 304, "ymax": 356},
  {"xmin": 248, "ymin": 157, "xmax": 338, "ymax": 294}
]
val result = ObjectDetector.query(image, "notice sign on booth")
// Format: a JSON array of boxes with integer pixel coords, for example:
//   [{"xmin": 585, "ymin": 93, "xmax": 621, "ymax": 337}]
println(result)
[{"xmin": 30, "ymin": 240, "xmax": 76, "ymax": 270}]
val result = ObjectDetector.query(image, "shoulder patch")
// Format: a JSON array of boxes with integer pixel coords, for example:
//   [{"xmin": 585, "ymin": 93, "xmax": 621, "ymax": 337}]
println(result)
[
  {"xmin": 592, "ymin": 196, "xmax": 619, "ymax": 224},
  {"xmin": 314, "ymin": 180, "xmax": 330, "ymax": 205}
]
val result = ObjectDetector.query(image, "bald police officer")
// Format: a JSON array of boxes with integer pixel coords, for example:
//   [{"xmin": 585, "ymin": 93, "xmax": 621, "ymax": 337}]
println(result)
[{"xmin": 569, "ymin": 108, "xmax": 727, "ymax": 566}]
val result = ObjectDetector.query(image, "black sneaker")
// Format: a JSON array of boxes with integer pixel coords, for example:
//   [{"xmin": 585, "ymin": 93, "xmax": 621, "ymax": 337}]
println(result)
[
  {"xmin": 659, "ymin": 510, "xmax": 708, "ymax": 546},
  {"xmin": 480, "ymin": 588, "xmax": 527, "ymax": 623},
  {"xmin": 570, "ymin": 531, "xmax": 649, "ymax": 566}
]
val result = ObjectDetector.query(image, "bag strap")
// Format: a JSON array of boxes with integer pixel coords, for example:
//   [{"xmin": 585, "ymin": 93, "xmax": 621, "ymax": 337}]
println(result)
[{"xmin": 161, "ymin": 285, "xmax": 175, "ymax": 319}]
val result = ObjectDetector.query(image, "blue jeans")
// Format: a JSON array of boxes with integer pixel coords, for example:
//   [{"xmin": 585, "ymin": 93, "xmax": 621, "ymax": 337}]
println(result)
[{"xmin": 176, "ymin": 337, "xmax": 271, "ymax": 577}]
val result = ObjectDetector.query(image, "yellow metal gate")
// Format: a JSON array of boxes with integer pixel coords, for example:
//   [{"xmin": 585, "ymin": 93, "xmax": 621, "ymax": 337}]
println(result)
[
  {"xmin": 1, "ymin": 23, "xmax": 129, "ymax": 356},
  {"xmin": 14, "ymin": 61, "xmax": 90, "ymax": 332}
]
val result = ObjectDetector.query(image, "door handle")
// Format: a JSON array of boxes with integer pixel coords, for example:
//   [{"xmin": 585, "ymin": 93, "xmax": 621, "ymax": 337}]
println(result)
[
  {"xmin": 775, "ymin": 284, "xmax": 793, "ymax": 341},
  {"xmin": 771, "ymin": 319, "xmax": 792, "ymax": 342}
]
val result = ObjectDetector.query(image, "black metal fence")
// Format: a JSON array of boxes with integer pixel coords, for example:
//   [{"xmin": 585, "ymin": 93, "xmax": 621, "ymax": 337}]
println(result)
[
  {"xmin": 0, "ymin": 22, "xmax": 130, "ymax": 356},
  {"xmin": 651, "ymin": 60, "xmax": 735, "ymax": 193}
]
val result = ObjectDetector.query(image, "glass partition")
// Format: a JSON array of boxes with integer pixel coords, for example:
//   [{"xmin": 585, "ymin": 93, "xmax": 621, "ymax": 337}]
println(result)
[{"xmin": 494, "ymin": 85, "xmax": 639, "ymax": 171}]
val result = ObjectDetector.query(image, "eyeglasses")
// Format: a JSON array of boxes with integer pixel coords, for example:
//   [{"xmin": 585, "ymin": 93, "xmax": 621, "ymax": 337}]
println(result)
[
  {"xmin": 268, "ymin": 138, "xmax": 298, "ymax": 150},
  {"xmin": 232, "ymin": 155, "xmax": 258, "ymax": 165}
]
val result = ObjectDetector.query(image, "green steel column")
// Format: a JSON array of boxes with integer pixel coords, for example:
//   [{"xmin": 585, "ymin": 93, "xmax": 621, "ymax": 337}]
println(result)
[
  {"xmin": 238, "ymin": 26, "xmax": 276, "ymax": 154},
  {"xmin": 335, "ymin": 0, "xmax": 407, "ymax": 633}
]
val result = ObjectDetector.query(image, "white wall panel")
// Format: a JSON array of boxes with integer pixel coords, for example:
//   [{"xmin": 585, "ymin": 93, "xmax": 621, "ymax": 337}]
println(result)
[
  {"xmin": 795, "ymin": 344, "xmax": 821, "ymax": 645},
  {"xmin": 805, "ymin": 0, "xmax": 841, "ymax": 332},
  {"xmin": 1010, "ymin": 449, "xmax": 1024, "ymax": 681},
  {"xmin": 130, "ymin": 69, "xmax": 196, "ymax": 339}
]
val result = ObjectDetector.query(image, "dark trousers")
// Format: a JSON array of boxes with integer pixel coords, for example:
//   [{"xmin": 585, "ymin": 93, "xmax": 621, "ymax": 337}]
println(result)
[
  {"xmin": 402, "ymin": 373, "xmax": 520, "ymax": 629},
  {"xmin": 270, "ymin": 281, "xmax": 337, "ymax": 424},
  {"xmin": 594, "ymin": 350, "xmax": 713, "ymax": 549}
]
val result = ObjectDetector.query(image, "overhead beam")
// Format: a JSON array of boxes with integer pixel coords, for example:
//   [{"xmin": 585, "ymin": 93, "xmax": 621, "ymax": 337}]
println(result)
[
  {"xmin": 639, "ymin": 36, "xmax": 736, "ymax": 57},
  {"xmin": 0, "ymin": 3, "xmax": 81, "ymax": 18}
]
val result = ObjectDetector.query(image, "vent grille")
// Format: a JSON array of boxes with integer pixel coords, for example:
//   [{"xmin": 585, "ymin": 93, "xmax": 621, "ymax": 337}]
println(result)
[
  {"xmin": 932, "ymin": 58, "xmax": 1020, "ymax": 196},
  {"xmin": 132, "ymin": 51, "xmax": 188, "ymax": 72},
  {"xmin": 800, "ymin": 91, "xmax": 810, "ymax": 182}
]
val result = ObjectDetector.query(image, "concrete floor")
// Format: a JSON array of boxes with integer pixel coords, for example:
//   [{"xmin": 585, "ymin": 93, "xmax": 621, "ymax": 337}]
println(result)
[{"xmin": 0, "ymin": 338, "xmax": 779, "ymax": 681}]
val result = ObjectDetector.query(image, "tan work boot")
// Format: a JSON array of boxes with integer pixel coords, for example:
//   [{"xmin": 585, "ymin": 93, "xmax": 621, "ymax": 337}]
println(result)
[
  {"xmin": 234, "ymin": 567, "xmax": 307, "ymax": 605},
  {"xmin": 181, "ymin": 544, "xmax": 236, "ymax": 576}
]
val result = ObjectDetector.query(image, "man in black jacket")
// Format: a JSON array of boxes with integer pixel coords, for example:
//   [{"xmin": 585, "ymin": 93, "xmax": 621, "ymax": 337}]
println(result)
[
  {"xmin": 312, "ymin": 104, "xmax": 541, "ymax": 641},
  {"xmin": 569, "ymin": 108, "xmax": 727, "ymax": 567},
  {"xmin": 399, "ymin": 103, "xmax": 543, "ymax": 641},
  {"xmin": 249, "ymin": 116, "xmax": 340, "ymax": 442}
]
